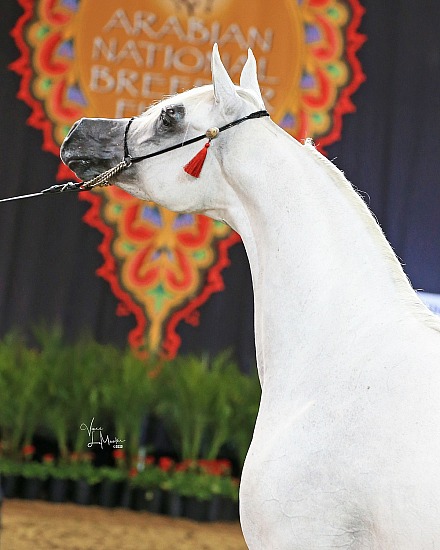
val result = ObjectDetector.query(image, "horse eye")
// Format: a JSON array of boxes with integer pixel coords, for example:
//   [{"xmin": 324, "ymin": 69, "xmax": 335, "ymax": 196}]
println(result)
[
  {"xmin": 158, "ymin": 104, "xmax": 184, "ymax": 131},
  {"xmin": 160, "ymin": 109, "xmax": 171, "ymax": 127}
]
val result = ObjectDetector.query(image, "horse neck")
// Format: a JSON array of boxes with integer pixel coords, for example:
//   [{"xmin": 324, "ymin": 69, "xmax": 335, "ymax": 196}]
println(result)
[{"xmin": 223, "ymin": 123, "xmax": 429, "ymax": 385}]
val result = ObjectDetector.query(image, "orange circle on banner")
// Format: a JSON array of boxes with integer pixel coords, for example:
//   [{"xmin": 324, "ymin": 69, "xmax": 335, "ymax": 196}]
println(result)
[{"xmin": 73, "ymin": 0, "xmax": 304, "ymax": 121}]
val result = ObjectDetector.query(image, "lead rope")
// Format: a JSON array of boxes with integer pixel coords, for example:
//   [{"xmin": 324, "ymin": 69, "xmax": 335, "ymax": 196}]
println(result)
[
  {"xmin": 24, "ymin": 156, "xmax": 130, "ymax": 199},
  {"xmin": 0, "ymin": 144, "xmax": 132, "ymax": 202}
]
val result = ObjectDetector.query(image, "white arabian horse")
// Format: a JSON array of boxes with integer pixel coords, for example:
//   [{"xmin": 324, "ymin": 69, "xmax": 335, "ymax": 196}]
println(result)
[{"xmin": 61, "ymin": 45, "xmax": 440, "ymax": 549}]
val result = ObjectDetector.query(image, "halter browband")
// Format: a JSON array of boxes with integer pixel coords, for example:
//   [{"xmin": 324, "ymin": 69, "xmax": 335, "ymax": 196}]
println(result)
[{"xmin": 123, "ymin": 109, "xmax": 270, "ymax": 166}]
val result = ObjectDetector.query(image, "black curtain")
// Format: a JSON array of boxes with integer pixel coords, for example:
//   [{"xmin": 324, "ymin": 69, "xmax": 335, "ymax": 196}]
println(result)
[{"xmin": 0, "ymin": 0, "xmax": 439, "ymax": 370}]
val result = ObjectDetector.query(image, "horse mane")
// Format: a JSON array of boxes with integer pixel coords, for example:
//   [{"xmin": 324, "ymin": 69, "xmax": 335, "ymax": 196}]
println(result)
[
  {"xmin": 148, "ymin": 87, "xmax": 440, "ymax": 333},
  {"xmin": 302, "ymin": 138, "xmax": 440, "ymax": 334}
]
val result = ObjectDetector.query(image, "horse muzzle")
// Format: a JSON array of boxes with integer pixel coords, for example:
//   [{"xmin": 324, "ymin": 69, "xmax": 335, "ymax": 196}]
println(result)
[{"xmin": 60, "ymin": 117, "xmax": 128, "ymax": 180}]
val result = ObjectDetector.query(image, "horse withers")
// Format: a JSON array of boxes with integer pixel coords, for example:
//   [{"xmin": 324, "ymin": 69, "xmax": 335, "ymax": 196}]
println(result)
[{"xmin": 61, "ymin": 45, "xmax": 440, "ymax": 549}]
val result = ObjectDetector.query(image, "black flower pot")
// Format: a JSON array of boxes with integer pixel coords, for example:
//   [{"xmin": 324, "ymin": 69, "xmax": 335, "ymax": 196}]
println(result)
[
  {"xmin": 1, "ymin": 474, "xmax": 21, "ymax": 499},
  {"xmin": 131, "ymin": 487, "xmax": 145, "ymax": 511},
  {"xmin": 48, "ymin": 477, "xmax": 70, "ymax": 503},
  {"xmin": 165, "ymin": 491, "xmax": 185, "ymax": 518},
  {"xmin": 72, "ymin": 479, "xmax": 93, "ymax": 505},
  {"xmin": 132, "ymin": 487, "xmax": 163, "ymax": 514},
  {"xmin": 22, "ymin": 477, "xmax": 44, "ymax": 500},
  {"xmin": 207, "ymin": 495, "xmax": 222, "ymax": 522},
  {"xmin": 217, "ymin": 497, "xmax": 239, "ymax": 522},
  {"xmin": 98, "ymin": 480, "xmax": 121, "ymax": 508},
  {"xmin": 184, "ymin": 496, "xmax": 209, "ymax": 522},
  {"xmin": 119, "ymin": 482, "xmax": 133, "ymax": 509},
  {"xmin": 144, "ymin": 487, "xmax": 163, "ymax": 514}
]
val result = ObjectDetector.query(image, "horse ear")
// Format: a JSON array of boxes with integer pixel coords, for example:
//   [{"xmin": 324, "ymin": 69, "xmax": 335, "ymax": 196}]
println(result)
[
  {"xmin": 240, "ymin": 48, "xmax": 265, "ymax": 108},
  {"xmin": 211, "ymin": 43, "xmax": 239, "ymax": 113}
]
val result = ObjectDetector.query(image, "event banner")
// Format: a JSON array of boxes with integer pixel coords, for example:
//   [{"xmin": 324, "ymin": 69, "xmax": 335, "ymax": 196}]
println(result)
[{"xmin": 11, "ymin": 0, "xmax": 364, "ymax": 355}]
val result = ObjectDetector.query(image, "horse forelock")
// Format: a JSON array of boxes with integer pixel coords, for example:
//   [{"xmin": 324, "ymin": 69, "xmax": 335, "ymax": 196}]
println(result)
[{"xmin": 142, "ymin": 84, "xmax": 263, "ymax": 118}]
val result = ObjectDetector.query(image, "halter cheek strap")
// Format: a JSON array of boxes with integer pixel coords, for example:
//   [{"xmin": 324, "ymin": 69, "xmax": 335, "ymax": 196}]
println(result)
[{"xmin": 124, "ymin": 109, "xmax": 270, "ymax": 179}]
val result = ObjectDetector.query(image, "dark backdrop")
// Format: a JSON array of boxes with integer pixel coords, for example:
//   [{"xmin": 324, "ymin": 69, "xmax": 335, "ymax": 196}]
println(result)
[{"xmin": 0, "ymin": 1, "xmax": 439, "ymax": 371}]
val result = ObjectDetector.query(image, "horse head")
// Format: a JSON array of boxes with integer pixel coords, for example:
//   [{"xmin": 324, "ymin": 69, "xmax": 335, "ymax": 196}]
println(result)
[{"xmin": 60, "ymin": 44, "xmax": 268, "ymax": 216}]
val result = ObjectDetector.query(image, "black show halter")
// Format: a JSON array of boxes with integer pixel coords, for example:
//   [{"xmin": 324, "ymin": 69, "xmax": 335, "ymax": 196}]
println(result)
[{"xmin": 0, "ymin": 109, "xmax": 270, "ymax": 204}]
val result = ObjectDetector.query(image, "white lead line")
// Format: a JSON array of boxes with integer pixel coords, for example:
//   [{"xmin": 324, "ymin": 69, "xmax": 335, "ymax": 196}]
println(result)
[{"xmin": 0, "ymin": 191, "xmax": 44, "ymax": 203}]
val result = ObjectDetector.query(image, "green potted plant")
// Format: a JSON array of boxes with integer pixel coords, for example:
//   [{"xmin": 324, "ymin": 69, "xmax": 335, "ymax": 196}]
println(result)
[
  {"xmin": 101, "ymin": 350, "xmax": 156, "ymax": 469},
  {"xmin": 164, "ymin": 461, "xmax": 239, "ymax": 522},
  {"xmin": 20, "ymin": 458, "xmax": 50, "ymax": 500},
  {"xmin": 228, "ymin": 370, "xmax": 261, "ymax": 468},
  {"xmin": 96, "ymin": 466, "xmax": 127, "ymax": 508},
  {"xmin": 202, "ymin": 352, "xmax": 240, "ymax": 460},
  {"xmin": 69, "ymin": 456, "xmax": 103, "ymax": 505},
  {"xmin": 43, "ymin": 453, "xmax": 72, "ymax": 503},
  {"xmin": 0, "ymin": 456, "xmax": 23, "ymax": 498},
  {"xmin": 34, "ymin": 326, "xmax": 74, "ymax": 460},
  {"xmin": 128, "ymin": 457, "xmax": 169, "ymax": 513},
  {"xmin": 154, "ymin": 354, "xmax": 214, "ymax": 460},
  {"xmin": 68, "ymin": 337, "xmax": 112, "ymax": 456},
  {"xmin": 0, "ymin": 331, "xmax": 47, "ymax": 459}
]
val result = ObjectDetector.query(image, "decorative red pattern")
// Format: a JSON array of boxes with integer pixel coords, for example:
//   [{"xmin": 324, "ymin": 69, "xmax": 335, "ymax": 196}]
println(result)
[
  {"xmin": 312, "ymin": 14, "xmax": 338, "ymax": 61},
  {"xmin": 78, "ymin": 190, "xmax": 241, "ymax": 357},
  {"xmin": 39, "ymin": 32, "xmax": 68, "ymax": 74},
  {"xmin": 166, "ymin": 249, "xmax": 193, "ymax": 291},
  {"xmin": 9, "ymin": 0, "xmax": 366, "ymax": 357},
  {"xmin": 317, "ymin": 0, "xmax": 366, "ymax": 151},
  {"xmin": 163, "ymin": 230, "xmax": 241, "ymax": 356},
  {"xmin": 177, "ymin": 216, "xmax": 210, "ymax": 247},
  {"xmin": 124, "ymin": 205, "xmax": 155, "ymax": 241},
  {"xmin": 130, "ymin": 247, "xmax": 160, "ymax": 286},
  {"xmin": 10, "ymin": 0, "xmax": 61, "ymax": 157},
  {"xmin": 43, "ymin": 0, "xmax": 70, "ymax": 25},
  {"xmin": 303, "ymin": 69, "xmax": 331, "ymax": 109},
  {"xmin": 51, "ymin": 80, "xmax": 82, "ymax": 120},
  {"xmin": 80, "ymin": 191, "xmax": 148, "ymax": 352}
]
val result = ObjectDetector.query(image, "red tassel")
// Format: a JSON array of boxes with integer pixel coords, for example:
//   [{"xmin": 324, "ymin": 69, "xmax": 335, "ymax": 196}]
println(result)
[{"xmin": 184, "ymin": 142, "xmax": 210, "ymax": 178}]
